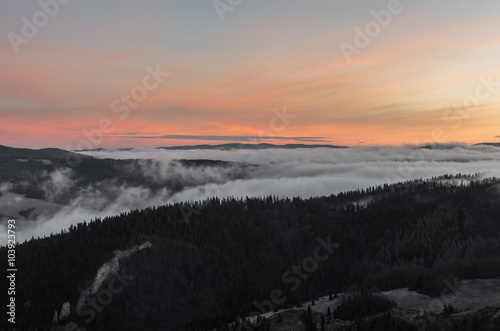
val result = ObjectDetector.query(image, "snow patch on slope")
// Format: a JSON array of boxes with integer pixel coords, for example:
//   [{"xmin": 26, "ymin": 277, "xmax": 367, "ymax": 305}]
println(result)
[{"xmin": 76, "ymin": 241, "xmax": 152, "ymax": 311}]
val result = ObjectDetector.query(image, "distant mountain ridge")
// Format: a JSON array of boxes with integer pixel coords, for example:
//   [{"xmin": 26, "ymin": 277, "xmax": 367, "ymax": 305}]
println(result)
[
  {"xmin": 473, "ymin": 142, "xmax": 500, "ymax": 148},
  {"xmin": 72, "ymin": 143, "xmax": 349, "ymax": 152},
  {"xmin": 0, "ymin": 145, "xmax": 86, "ymax": 160},
  {"xmin": 2, "ymin": 143, "xmax": 499, "ymax": 155},
  {"xmin": 70, "ymin": 142, "xmax": 500, "ymax": 152}
]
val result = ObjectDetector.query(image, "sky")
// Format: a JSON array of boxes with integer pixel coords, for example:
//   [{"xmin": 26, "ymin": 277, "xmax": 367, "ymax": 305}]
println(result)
[{"xmin": 1, "ymin": 0, "xmax": 500, "ymax": 149}]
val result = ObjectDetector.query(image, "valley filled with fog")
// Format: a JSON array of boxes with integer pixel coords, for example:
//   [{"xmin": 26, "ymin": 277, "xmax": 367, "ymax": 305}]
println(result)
[{"xmin": 2, "ymin": 143, "xmax": 500, "ymax": 242}]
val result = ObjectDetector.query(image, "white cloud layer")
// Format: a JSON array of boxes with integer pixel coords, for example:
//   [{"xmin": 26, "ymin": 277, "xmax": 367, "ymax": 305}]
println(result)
[{"xmin": 4, "ymin": 144, "xmax": 500, "ymax": 242}]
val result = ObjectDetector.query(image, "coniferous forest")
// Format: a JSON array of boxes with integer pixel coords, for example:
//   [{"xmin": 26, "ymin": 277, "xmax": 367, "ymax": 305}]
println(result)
[
  {"xmin": 4, "ymin": 0, "xmax": 500, "ymax": 329},
  {"xmin": 1, "ymin": 175, "xmax": 500, "ymax": 330}
]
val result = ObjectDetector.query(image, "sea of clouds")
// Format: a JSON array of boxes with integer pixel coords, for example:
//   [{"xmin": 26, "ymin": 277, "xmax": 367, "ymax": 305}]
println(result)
[
  {"xmin": 5, "ymin": 143, "xmax": 500, "ymax": 242},
  {"xmin": 81, "ymin": 143, "xmax": 500, "ymax": 199}
]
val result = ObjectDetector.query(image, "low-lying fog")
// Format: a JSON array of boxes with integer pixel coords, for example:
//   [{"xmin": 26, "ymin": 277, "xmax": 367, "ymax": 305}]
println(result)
[{"xmin": 3, "ymin": 143, "xmax": 500, "ymax": 242}]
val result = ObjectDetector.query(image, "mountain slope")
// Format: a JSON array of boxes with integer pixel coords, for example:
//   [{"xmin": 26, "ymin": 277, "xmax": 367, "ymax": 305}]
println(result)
[
  {"xmin": 2, "ymin": 175, "xmax": 500, "ymax": 330},
  {"xmin": 0, "ymin": 145, "xmax": 76, "ymax": 160},
  {"xmin": 474, "ymin": 143, "xmax": 500, "ymax": 148}
]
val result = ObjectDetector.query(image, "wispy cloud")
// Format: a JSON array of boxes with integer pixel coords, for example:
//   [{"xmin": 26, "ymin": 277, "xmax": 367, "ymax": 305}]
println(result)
[
  {"xmin": 119, "ymin": 134, "xmax": 328, "ymax": 142},
  {"xmin": 2, "ymin": 2, "xmax": 500, "ymax": 148}
]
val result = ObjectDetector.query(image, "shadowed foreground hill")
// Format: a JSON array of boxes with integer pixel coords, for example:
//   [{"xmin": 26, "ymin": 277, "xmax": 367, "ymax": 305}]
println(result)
[{"xmin": 1, "ymin": 175, "xmax": 500, "ymax": 330}]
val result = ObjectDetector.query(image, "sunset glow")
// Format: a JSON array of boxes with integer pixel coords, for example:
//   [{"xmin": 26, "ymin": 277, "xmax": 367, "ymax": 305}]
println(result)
[{"xmin": 2, "ymin": 0, "xmax": 500, "ymax": 148}]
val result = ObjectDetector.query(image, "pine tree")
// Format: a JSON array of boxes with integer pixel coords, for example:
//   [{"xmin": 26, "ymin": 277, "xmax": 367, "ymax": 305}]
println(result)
[{"xmin": 306, "ymin": 305, "xmax": 314, "ymax": 330}]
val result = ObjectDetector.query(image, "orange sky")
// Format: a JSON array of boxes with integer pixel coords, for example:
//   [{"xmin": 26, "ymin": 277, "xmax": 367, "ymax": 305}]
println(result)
[{"xmin": 1, "ymin": 1, "xmax": 500, "ymax": 149}]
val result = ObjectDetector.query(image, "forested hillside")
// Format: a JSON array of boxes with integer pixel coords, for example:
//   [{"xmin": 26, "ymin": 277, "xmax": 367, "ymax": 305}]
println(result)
[
  {"xmin": 0, "ymin": 144, "xmax": 254, "ymax": 207},
  {"xmin": 1, "ymin": 175, "xmax": 500, "ymax": 330}
]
